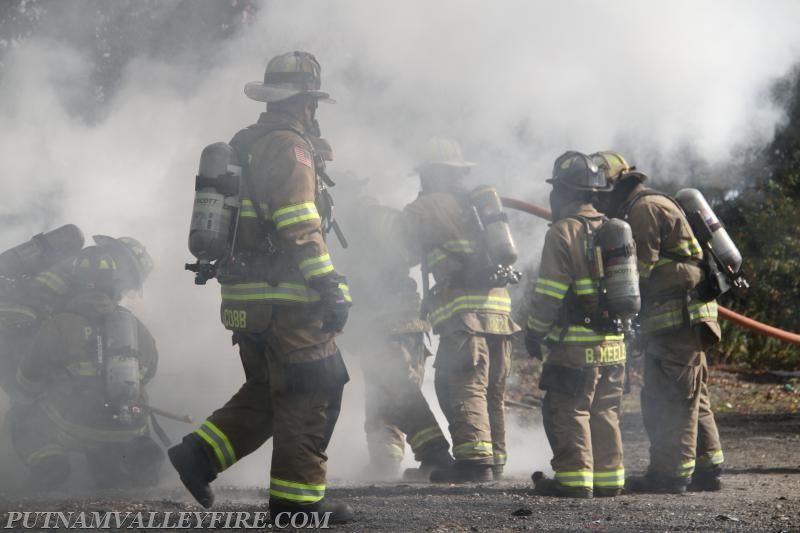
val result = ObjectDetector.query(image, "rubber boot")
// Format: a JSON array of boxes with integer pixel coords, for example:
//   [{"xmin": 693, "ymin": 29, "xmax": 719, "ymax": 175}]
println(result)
[
  {"xmin": 403, "ymin": 448, "xmax": 454, "ymax": 482},
  {"xmin": 625, "ymin": 473, "xmax": 688, "ymax": 494},
  {"xmin": 269, "ymin": 497, "xmax": 354, "ymax": 525},
  {"xmin": 688, "ymin": 467, "xmax": 722, "ymax": 492},
  {"xmin": 492, "ymin": 464, "xmax": 504, "ymax": 481},
  {"xmin": 429, "ymin": 462, "xmax": 492, "ymax": 484},
  {"xmin": 25, "ymin": 455, "xmax": 70, "ymax": 491},
  {"xmin": 168, "ymin": 433, "xmax": 217, "ymax": 508},
  {"xmin": 531, "ymin": 471, "xmax": 592, "ymax": 499}
]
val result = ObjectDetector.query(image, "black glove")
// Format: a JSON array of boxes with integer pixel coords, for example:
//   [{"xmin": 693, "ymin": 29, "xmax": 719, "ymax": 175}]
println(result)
[
  {"xmin": 525, "ymin": 330, "xmax": 543, "ymax": 360},
  {"xmin": 311, "ymin": 274, "xmax": 351, "ymax": 333}
]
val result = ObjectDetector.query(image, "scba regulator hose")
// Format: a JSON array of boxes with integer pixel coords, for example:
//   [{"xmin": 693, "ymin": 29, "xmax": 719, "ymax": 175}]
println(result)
[{"xmin": 501, "ymin": 196, "xmax": 800, "ymax": 346}]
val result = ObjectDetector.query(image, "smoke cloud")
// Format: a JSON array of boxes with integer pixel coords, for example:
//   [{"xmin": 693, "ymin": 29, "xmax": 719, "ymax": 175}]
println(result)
[{"xmin": 2, "ymin": 0, "xmax": 800, "ymax": 488}]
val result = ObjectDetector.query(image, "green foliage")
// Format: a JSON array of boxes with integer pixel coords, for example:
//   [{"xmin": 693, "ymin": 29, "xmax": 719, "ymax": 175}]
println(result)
[{"xmin": 713, "ymin": 64, "xmax": 800, "ymax": 370}]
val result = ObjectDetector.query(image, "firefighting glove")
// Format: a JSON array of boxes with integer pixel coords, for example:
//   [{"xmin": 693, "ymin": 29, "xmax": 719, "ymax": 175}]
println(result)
[
  {"xmin": 525, "ymin": 330, "xmax": 543, "ymax": 360},
  {"xmin": 311, "ymin": 273, "xmax": 351, "ymax": 333}
]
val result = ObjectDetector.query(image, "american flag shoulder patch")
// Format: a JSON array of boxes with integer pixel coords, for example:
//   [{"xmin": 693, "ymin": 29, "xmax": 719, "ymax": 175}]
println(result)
[{"xmin": 294, "ymin": 146, "xmax": 313, "ymax": 168}]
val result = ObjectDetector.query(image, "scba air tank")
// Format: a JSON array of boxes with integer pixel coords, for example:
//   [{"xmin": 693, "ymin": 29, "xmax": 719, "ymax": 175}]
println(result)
[
  {"xmin": 675, "ymin": 188, "xmax": 742, "ymax": 275},
  {"xmin": 0, "ymin": 224, "xmax": 84, "ymax": 278},
  {"xmin": 188, "ymin": 142, "xmax": 242, "ymax": 262},
  {"xmin": 596, "ymin": 218, "xmax": 640, "ymax": 320},
  {"xmin": 103, "ymin": 309, "xmax": 141, "ymax": 408},
  {"xmin": 469, "ymin": 185, "xmax": 519, "ymax": 267}
]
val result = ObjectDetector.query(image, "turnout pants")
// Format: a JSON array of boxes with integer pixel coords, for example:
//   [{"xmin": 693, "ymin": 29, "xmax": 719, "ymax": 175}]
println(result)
[
  {"xmin": 434, "ymin": 330, "xmax": 512, "ymax": 466},
  {"xmin": 641, "ymin": 333, "xmax": 721, "ymax": 480},
  {"xmin": 362, "ymin": 333, "xmax": 448, "ymax": 467},
  {"xmin": 540, "ymin": 363, "xmax": 625, "ymax": 491},
  {"xmin": 196, "ymin": 307, "xmax": 348, "ymax": 507}
]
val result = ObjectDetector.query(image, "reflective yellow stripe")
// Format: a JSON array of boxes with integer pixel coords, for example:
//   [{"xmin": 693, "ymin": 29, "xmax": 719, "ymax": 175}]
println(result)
[
  {"xmin": 554, "ymin": 470, "xmax": 593, "ymax": 488},
  {"xmin": 239, "ymin": 198, "xmax": 270, "ymax": 219},
  {"xmin": 526, "ymin": 315, "xmax": 553, "ymax": 334},
  {"xmin": 270, "ymin": 477, "xmax": 325, "ymax": 504},
  {"xmin": 593, "ymin": 468, "xmax": 625, "ymax": 488},
  {"xmin": 494, "ymin": 452, "xmax": 507, "ymax": 466},
  {"xmin": 26, "ymin": 443, "xmax": 67, "ymax": 467},
  {"xmin": 41, "ymin": 402, "xmax": 148, "ymax": 443},
  {"xmin": 535, "ymin": 277, "xmax": 569, "ymax": 299},
  {"xmin": 220, "ymin": 281, "xmax": 351, "ymax": 304},
  {"xmin": 453, "ymin": 441, "xmax": 493, "ymax": 459},
  {"xmin": 385, "ymin": 442, "xmax": 405, "ymax": 459},
  {"xmin": 697, "ymin": 450, "xmax": 724, "ymax": 468},
  {"xmin": 408, "ymin": 425, "xmax": 445, "ymax": 450},
  {"xmin": 34, "ymin": 271, "xmax": 69, "ymax": 294},
  {"xmin": 195, "ymin": 421, "xmax": 236, "ymax": 470},
  {"xmin": 545, "ymin": 325, "xmax": 624, "ymax": 344},
  {"xmin": 66, "ymin": 362, "xmax": 100, "ymax": 377},
  {"xmin": 637, "ymin": 259, "xmax": 655, "ymax": 279},
  {"xmin": 430, "ymin": 294, "xmax": 511, "ymax": 328},
  {"xmin": 426, "ymin": 240, "xmax": 478, "ymax": 267},
  {"xmin": 298, "ymin": 253, "xmax": 335, "ymax": 280},
  {"xmin": 272, "ymin": 202, "xmax": 319, "ymax": 229},
  {"xmin": 689, "ymin": 301, "xmax": 718, "ymax": 321},
  {"xmin": 677, "ymin": 459, "xmax": 695, "ymax": 477},
  {"xmin": 573, "ymin": 277, "xmax": 597, "ymax": 296}
]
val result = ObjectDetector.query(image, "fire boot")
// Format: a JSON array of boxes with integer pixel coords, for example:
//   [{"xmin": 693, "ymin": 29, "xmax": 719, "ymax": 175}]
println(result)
[
  {"xmin": 269, "ymin": 497, "xmax": 354, "ymax": 525},
  {"xmin": 688, "ymin": 467, "xmax": 722, "ymax": 492},
  {"xmin": 168, "ymin": 433, "xmax": 217, "ymax": 508},
  {"xmin": 625, "ymin": 473, "xmax": 688, "ymax": 494},
  {"xmin": 531, "ymin": 471, "xmax": 592, "ymax": 499},
  {"xmin": 492, "ymin": 464, "xmax": 504, "ymax": 481},
  {"xmin": 403, "ymin": 448, "xmax": 455, "ymax": 482},
  {"xmin": 429, "ymin": 461, "xmax": 492, "ymax": 484}
]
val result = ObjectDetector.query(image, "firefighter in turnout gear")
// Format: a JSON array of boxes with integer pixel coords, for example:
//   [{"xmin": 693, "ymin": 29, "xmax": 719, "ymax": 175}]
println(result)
[
  {"xmin": 592, "ymin": 151, "xmax": 724, "ymax": 493},
  {"xmin": 401, "ymin": 137, "xmax": 520, "ymax": 483},
  {"xmin": 336, "ymin": 193, "xmax": 453, "ymax": 481},
  {"xmin": 526, "ymin": 152, "xmax": 627, "ymax": 498},
  {"xmin": 169, "ymin": 51, "xmax": 354, "ymax": 524},
  {"xmin": 12, "ymin": 240, "xmax": 163, "ymax": 489}
]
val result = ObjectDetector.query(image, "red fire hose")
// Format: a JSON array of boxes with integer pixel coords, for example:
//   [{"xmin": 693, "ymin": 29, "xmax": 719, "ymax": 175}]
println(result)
[{"xmin": 501, "ymin": 196, "xmax": 800, "ymax": 346}]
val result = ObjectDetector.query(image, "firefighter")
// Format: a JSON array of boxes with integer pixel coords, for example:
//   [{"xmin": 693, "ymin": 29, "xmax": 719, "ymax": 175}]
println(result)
[
  {"xmin": 337, "ymin": 194, "xmax": 453, "ymax": 481},
  {"xmin": 401, "ymin": 137, "xmax": 519, "ymax": 483},
  {"xmin": 13, "ymin": 239, "xmax": 162, "ymax": 489},
  {"xmin": 525, "ymin": 152, "xmax": 627, "ymax": 498},
  {"xmin": 592, "ymin": 151, "xmax": 724, "ymax": 493},
  {"xmin": 168, "ymin": 51, "xmax": 353, "ymax": 523}
]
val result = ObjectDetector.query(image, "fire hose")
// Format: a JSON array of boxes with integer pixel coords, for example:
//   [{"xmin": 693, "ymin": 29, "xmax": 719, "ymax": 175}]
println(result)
[{"xmin": 501, "ymin": 196, "xmax": 800, "ymax": 346}]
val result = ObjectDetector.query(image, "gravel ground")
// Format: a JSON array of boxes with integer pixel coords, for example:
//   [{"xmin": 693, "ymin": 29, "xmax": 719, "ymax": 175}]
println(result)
[{"xmin": 1, "ymin": 374, "xmax": 799, "ymax": 532}]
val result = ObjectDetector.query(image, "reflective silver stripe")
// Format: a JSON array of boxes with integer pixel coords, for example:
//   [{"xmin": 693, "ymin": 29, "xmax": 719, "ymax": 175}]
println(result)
[
  {"xmin": 594, "ymin": 468, "xmax": 625, "ymax": 488},
  {"xmin": 527, "ymin": 315, "xmax": 552, "ymax": 333},
  {"xmin": 239, "ymin": 198, "xmax": 270, "ymax": 219},
  {"xmin": 554, "ymin": 470, "xmax": 593, "ymax": 488},
  {"xmin": 272, "ymin": 202, "xmax": 319, "ymax": 230},
  {"xmin": 270, "ymin": 477, "xmax": 325, "ymax": 504},
  {"xmin": 535, "ymin": 277, "xmax": 569, "ymax": 299},
  {"xmin": 545, "ymin": 325, "xmax": 624, "ymax": 344},
  {"xmin": 408, "ymin": 425, "xmax": 444, "ymax": 450},
  {"xmin": 298, "ymin": 253, "xmax": 335, "ymax": 280},
  {"xmin": 430, "ymin": 294, "xmax": 511, "ymax": 328},
  {"xmin": 221, "ymin": 281, "xmax": 352, "ymax": 304},
  {"xmin": 452, "ymin": 440, "xmax": 493, "ymax": 459},
  {"xmin": 573, "ymin": 277, "xmax": 597, "ymax": 296},
  {"xmin": 697, "ymin": 450, "xmax": 724, "ymax": 468},
  {"xmin": 195, "ymin": 421, "xmax": 236, "ymax": 470}
]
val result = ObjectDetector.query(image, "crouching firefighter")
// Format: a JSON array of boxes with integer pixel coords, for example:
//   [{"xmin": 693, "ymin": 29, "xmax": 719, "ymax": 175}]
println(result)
[
  {"xmin": 172, "ymin": 51, "xmax": 354, "ymax": 524},
  {"xmin": 592, "ymin": 151, "xmax": 729, "ymax": 493},
  {"xmin": 401, "ymin": 137, "xmax": 521, "ymax": 483},
  {"xmin": 13, "ymin": 239, "xmax": 163, "ymax": 489},
  {"xmin": 526, "ymin": 152, "xmax": 638, "ymax": 498}
]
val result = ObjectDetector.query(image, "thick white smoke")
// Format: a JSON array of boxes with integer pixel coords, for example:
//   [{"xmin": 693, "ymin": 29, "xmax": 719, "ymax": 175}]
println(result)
[{"xmin": 1, "ymin": 0, "xmax": 800, "ymax": 487}]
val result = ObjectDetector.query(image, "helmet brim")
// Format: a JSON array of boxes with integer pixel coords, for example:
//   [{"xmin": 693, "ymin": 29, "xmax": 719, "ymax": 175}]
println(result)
[
  {"xmin": 546, "ymin": 178, "xmax": 614, "ymax": 192},
  {"xmin": 413, "ymin": 160, "xmax": 477, "ymax": 173},
  {"xmin": 244, "ymin": 82, "xmax": 335, "ymax": 104}
]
